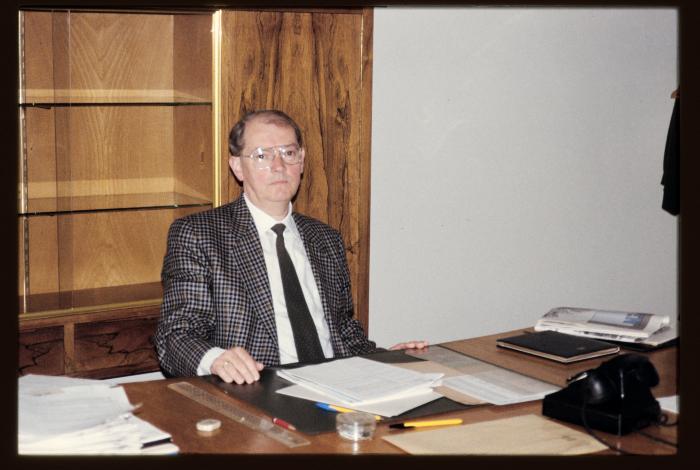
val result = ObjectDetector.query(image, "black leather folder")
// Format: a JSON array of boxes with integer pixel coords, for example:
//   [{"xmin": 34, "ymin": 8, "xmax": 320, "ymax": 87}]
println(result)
[
  {"xmin": 496, "ymin": 330, "xmax": 620, "ymax": 363},
  {"xmin": 205, "ymin": 349, "xmax": 472, "ymax": 434}
]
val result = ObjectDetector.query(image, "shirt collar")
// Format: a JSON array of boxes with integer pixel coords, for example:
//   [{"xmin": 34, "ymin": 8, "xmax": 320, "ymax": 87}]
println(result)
[{"xmin": 243, "ymin": 193, "xmax": 299, "ymax": 239}]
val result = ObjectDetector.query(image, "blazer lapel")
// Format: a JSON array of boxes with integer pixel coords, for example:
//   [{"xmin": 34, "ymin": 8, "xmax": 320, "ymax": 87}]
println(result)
[
  {"xmin": 295, "ymin": 215, "xmax": 347, "ymax": 356},
  {"xmin": 228, "ymin": 197, "xmax": 279, "ymax": 350}
]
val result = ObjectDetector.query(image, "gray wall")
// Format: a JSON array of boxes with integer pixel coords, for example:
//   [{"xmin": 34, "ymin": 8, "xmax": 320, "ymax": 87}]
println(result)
[{"xmin": 368, "ymin": 7, "xmax": 679, "ymax": 346}]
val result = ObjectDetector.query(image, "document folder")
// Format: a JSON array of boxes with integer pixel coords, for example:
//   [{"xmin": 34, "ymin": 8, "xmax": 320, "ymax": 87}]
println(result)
[
  {"xmin": 496, "ymin": 330, "xmax": 619, "ymax": 363},
  {"xmin": 205, "ymin": 349, "xmax": 472, "ymax": 434}
]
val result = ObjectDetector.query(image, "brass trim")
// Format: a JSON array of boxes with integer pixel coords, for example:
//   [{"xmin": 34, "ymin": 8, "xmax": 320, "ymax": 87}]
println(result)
[{"xmin": 212, "ymin": 10, "xmax": 223, "ymax": 207}]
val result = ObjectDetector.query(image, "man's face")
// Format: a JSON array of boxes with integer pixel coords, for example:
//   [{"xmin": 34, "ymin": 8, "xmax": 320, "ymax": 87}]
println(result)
[{"xmin": 229, "ymin": 118, "xmax": 304, "ymax": 217}]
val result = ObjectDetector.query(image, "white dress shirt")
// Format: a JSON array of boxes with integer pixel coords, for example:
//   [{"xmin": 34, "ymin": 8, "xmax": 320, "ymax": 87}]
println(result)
[{"xmin": 197, "ymin": 194, "xmax": 334, "ymax": 374}]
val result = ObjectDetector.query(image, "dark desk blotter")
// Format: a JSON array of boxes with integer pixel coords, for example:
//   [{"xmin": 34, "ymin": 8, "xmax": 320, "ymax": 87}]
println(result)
[{"xmin": 204, "ymin": 349, "xmax": 471, "ymax": 435}]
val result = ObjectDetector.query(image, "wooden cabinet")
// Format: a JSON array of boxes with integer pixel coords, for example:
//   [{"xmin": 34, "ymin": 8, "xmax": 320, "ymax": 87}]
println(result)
[
  {"xmin": 18, "ymin": 9, "xmax": 215, "ymax": 378},
  {"xmin": 18, "ymin": 7, "xmax": 373, "ymax": 379}
]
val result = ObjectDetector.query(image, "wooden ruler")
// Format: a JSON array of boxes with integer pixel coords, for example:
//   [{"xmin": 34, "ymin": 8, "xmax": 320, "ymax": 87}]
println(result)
[{"xmin": 167, "ymin": 381, "xmax": 310, "ymax": 448}]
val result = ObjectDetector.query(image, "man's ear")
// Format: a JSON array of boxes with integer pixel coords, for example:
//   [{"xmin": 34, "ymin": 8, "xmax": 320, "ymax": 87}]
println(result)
[
  {"xmin": 229, "ymin": 156, "xmax": 244, "ymax": 182},
  {"xmin": 299, "ymin": 148, "xmax": 305, "ymax": 173}
]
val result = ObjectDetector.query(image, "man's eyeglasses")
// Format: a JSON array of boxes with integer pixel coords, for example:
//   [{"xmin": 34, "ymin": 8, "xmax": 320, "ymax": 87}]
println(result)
[{"xmin": 240, "ymin": 143, "xmax": 303, "ymax": 169}]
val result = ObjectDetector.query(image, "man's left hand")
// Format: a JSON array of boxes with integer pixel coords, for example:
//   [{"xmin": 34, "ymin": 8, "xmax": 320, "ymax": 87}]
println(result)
[{"xmin": 389, "ymin": 340, "xmax": 429, "ymax": 350}]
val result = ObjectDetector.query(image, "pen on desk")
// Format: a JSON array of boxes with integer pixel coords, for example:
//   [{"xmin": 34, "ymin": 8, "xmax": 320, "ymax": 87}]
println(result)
[
  {"xmin": 389, "ymin": 418, "xmax": 463, "ymax": 429},
  {"xmin": 314, "ymin": 402, "xmax": 382, "ymax": 420},
  {"xmin": 272, "ymin": 417, "xmax": 296, "ymax": 431}
]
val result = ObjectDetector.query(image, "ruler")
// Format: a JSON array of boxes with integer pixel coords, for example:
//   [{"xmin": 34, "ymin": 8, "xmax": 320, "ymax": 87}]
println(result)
[{"xmin": 167, "ymin": 381, "xmax": 310, "ymax": 448}]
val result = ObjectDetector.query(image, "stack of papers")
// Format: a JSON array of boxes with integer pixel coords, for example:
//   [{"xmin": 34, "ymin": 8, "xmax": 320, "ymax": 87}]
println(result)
[
  {"xmin": 534, "ymin": 307, "xmax": 677, "ymax": 346},
  {"xmin": 406, "ymin": 346, "xmax": 560, "ymax": 406},
  {"xmin": 276, "ymin": 357, "xmax": 443, "ymax": 416},
  {"xmin": 18, "ymin": 374, "xmax": 177, "ymax": 455},
  {"xmin": 440, "ymin": 372, "xmax": 559, "ymax": 406}
]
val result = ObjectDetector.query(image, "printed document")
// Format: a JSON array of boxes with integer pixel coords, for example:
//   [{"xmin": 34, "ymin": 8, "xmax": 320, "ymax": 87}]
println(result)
[
  {"xmin": 276, "ymin": 356, "xmax": 442, "ymax": 404},
  {"xmin": 441, "ymin": 372, "xmax": 559, "ymax": 405},
  {"xmin": 18, "ymin": 374, "xmax": 176, "ymax": 455},
  {"xmin": 406, "ymin": 345, "xmax": 559, "ymax": 405}
]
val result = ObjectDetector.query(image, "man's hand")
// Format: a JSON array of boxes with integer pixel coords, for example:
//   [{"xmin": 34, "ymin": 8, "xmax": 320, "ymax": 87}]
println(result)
[
  {"xmin": 211, "ymin": 347, "xmax": 265, "ymax": 384},
  {"xmin": 389, "ymin": 340, "xmax": 429, "ymax": 351}
]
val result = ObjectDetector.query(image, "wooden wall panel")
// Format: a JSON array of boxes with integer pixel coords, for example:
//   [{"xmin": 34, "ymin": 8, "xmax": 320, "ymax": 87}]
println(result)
[{"xmin": 220, "ymin": 9, "xmax": 373, "ymax": 331}]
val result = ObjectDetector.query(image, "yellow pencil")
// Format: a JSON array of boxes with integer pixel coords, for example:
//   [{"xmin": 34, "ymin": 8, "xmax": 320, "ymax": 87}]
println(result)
[{"xmin": 389, "ymin": 418, "xmax": 463, "ymax": 429}]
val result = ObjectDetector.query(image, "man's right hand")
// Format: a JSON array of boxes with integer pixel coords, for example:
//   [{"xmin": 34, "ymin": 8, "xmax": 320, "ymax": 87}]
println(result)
[{"xmin": 211, "ymin": 347, "xmax": 265, "ymax": 384}]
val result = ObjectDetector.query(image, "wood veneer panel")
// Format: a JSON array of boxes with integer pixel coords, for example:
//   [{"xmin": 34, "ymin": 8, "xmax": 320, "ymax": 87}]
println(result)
[
  {"xmin": 23, "ymin": 108, "xmax": 58, "ymax": 201},
  {"xmin": 221, "ymin": 9, "xmax": 372, "ymax": 331},
  {"xmin": 173, "ymin": 14, "xmax": 212, "ymax": 100},
  {"xmin": 62, "ymin": 12, "xmax": 174, "ymax": 100},
  {"xmin": 57, "ymin": 106, "xmax": 175, "ymax": 198},
  {"xmin": 18, "ymin": 325, "xmax": 65, "ymax": 376},
  {"xmin": 74, "ymin": 316, "xmax": 160, "ymax": 377},
  {"xmin": 21, "ymin": 11, "xmax": 57, "ymax": 101},
  {"xmin": 61, "ymin": 208, "xmax": 187, "ymax": 291},
  {"xmin": 20, "ymin": 206, "xmax": 203, "ymax": 313},
  {"xmin": 173, "ymin": 105, "xmax": 213, "ymax": 201},
  {"xmin": 26, "ymin": 216, "xmax": 60, "ymax": 297}
]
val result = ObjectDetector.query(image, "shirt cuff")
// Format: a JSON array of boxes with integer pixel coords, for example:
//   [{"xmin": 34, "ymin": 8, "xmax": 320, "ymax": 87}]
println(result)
[{"xmin": 197, "ymin": 347, "xmax": 227, "ymax": 376}]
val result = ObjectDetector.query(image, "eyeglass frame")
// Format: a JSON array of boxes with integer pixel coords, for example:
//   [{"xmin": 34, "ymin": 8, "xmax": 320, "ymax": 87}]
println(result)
[{"xmin": 237, "ymin": 143, "xmax": 304, "ymax": 169}]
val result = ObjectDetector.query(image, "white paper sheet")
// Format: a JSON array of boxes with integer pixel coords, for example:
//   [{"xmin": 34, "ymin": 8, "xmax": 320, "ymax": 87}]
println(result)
[
  {"xmin": 276, "ymin": 383, "xmax": 442, "ymax": 417},
  {"xmin": 18, "ymin": 374, "xmax": 174, "ymax": 455},
  {"xmin": 658, "ymin": 395, "xmax": 679, "ymax": 414},
  {"xmin": 277, "ymin": 356, "xmax": 442, "ymax": 404},
  {"xmin": 441, "ymin": 371, "xmax": 559, "ymax": 406}
]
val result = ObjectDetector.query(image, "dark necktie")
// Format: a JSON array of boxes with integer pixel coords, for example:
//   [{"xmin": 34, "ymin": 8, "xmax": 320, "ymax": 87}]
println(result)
[{"xmin": 271, "ymin": 223, "xmax": 325, "ymax": 363}]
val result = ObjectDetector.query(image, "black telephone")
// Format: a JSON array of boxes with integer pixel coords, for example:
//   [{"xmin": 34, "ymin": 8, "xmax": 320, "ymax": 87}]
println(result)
[{"xmin": 542, "ymin": 353, "xmax": 662, "ymax": 435}]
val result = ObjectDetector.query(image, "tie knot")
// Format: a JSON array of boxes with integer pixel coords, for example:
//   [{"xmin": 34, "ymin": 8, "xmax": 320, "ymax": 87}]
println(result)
[{"xmin": 272, "ymin": 223, "xmax": 286, "ymax": 237}]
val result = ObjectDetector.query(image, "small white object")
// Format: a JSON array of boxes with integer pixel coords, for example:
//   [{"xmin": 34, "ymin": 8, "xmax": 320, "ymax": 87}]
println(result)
[
  {"xmin": 196, "ymin": 418, "xmax": 221, "ymax": 432},
  {"xmin": 336, "ymin": 412, "xmax": 376, "ymax": 441}
]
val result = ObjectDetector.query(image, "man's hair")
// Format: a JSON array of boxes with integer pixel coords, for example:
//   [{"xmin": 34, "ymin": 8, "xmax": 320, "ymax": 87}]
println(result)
[{"xmin": 228, "ymin": 109, "xmax": 303, "ymax": 156}]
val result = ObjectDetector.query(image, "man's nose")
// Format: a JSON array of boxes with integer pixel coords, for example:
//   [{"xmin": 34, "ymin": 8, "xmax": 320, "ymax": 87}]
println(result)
[{"xmin": 269, "ymin": 150, "xmax": 286, "ymax": 171}]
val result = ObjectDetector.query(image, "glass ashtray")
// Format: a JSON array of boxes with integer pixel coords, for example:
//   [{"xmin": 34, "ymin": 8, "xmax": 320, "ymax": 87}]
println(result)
[{"xmin": 335, "ymin": 411, "xmax": 376, "ymax": 441}]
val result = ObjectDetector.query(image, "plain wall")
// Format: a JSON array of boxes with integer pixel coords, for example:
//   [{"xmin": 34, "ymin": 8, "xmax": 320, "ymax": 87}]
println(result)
[{"xmin": 368, "ymin": 7, "xmax": 679, "ymax": 346}]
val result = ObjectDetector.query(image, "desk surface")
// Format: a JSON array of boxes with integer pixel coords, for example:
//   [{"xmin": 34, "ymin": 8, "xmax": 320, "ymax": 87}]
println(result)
[{"xmin": 124, "ymin": 329, "xmax": 678, "ymax": 454}]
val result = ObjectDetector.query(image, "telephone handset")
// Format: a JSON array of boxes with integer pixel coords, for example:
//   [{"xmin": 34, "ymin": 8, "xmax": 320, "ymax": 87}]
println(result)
[
  {"xmin": 543, "ymin": 353, "xmax": 661, "ymax": 435},
  {"xmin": 577, "ymin": 354, "xmax": 660, "ymax": 405}
]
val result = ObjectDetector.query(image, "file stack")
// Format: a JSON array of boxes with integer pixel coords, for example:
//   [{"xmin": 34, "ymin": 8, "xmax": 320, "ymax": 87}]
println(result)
[
  {"xmin": 18, "ymin": 374, "xmax": 177, "ymax": 455},
  {"xmin": 276, "ymin": 356, "xmax": 443, "ymax": 416}
]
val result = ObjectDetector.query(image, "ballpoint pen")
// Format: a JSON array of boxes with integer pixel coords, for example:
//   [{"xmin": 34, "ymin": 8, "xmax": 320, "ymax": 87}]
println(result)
[
  {"xmin": 314, "ymin": 402, "xmax": 382, "ymax": 420},
  {"xmin": 389, "ymin": 418, "xmax": 463, "ymax": 429}
]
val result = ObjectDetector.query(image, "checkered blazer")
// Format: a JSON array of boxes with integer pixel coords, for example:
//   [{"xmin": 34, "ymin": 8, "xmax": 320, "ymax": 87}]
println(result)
[{"xmin": 154, "ymin": 196, "xmax": 377, "ymax": 376}]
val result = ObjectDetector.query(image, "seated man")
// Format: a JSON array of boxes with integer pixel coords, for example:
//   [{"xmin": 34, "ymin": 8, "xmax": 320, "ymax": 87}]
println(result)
[{"xmin": 155, "ymin": 109, "xmax": 426, "ymax": 384}]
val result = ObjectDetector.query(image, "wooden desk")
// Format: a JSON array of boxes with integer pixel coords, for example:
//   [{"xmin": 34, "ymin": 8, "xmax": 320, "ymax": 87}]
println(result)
[{"xmin": 123, "ymin": 329, "xmax": 678, "ymax": 454}]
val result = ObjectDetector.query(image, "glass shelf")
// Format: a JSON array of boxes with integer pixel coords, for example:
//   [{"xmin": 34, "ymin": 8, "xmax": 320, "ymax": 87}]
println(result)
[
  {"xmin": 19, "ymin": 282, "xmax": 163, "ymax": 315},
  {"xmin": 19, "ymin": 89, "xmax": 212, "ymax": 106},
  {"xmin": 19, "ymin": 192, "xmax": 212, "ymax": 216}
]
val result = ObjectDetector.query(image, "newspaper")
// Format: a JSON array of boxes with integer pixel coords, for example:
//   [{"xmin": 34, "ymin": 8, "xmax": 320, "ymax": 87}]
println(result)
[{"xmin": 534, "ymin": 307, "xmax": 673, "ymax": 344}]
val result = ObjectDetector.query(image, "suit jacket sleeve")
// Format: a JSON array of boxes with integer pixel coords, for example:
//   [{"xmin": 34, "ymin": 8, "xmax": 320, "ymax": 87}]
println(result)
[
  {"xmin": 328, "ymin": 229, "xmax": 378, "ymax": 356},
  {"xmin": 155, "ymin": 216, "xmax": 217, "ymax": 376}
]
